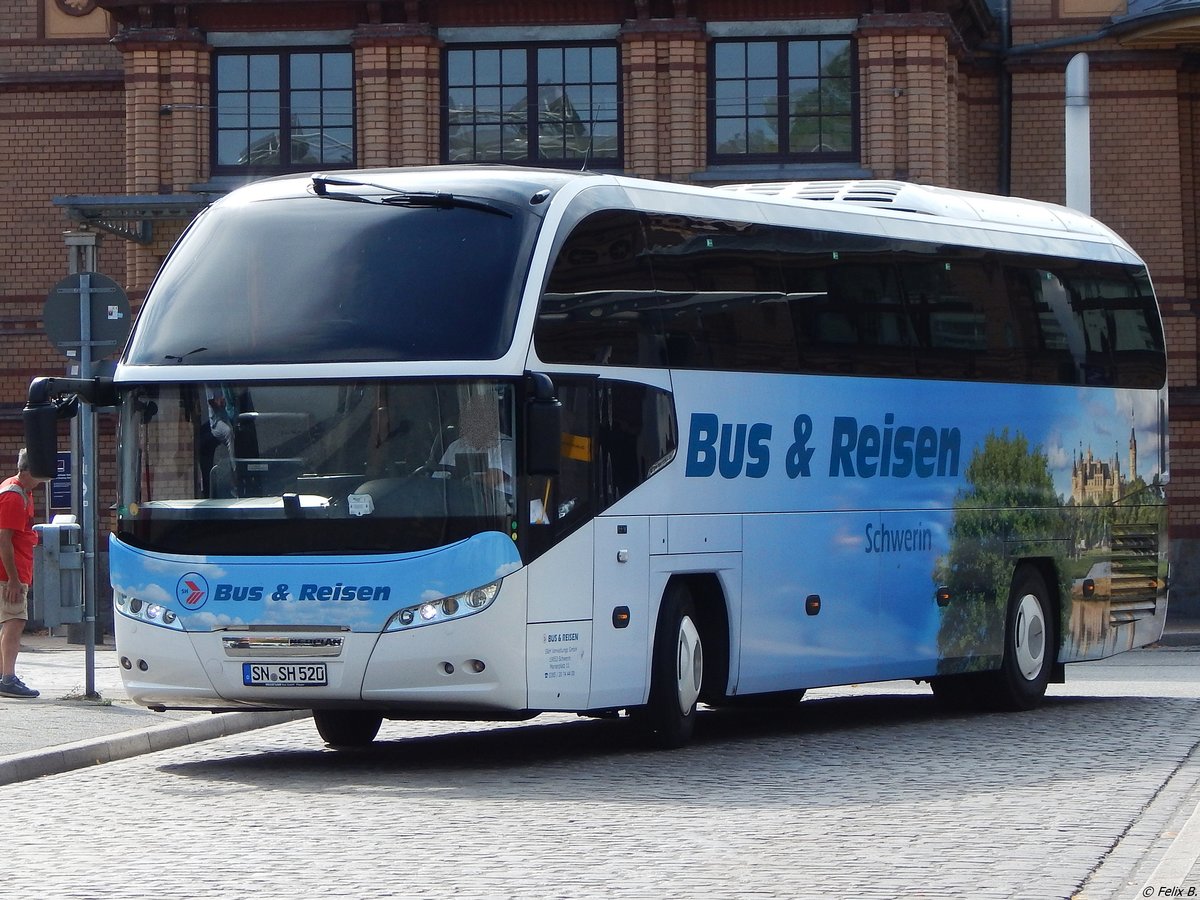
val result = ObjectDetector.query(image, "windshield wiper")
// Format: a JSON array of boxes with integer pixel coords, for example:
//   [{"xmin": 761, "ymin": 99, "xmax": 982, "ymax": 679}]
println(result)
[
  {"xmin": 164, "ymin": 347, "xmax": 208, "ymax": 363},
  {"xmin": 311, "ymin": 174, "xmax": 512, "ymax": 217}
]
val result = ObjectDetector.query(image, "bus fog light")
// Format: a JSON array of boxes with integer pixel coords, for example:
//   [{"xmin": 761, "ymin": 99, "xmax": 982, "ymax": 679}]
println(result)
[{"xmin": 469, "ymin": 659, "xmax": 485, "ymax": 673}]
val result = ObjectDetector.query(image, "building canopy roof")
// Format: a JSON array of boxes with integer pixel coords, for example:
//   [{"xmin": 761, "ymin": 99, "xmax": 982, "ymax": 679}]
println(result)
[{"xmin": 1108, "ymin": 0, "xmax": 1200, "ymax": 47}]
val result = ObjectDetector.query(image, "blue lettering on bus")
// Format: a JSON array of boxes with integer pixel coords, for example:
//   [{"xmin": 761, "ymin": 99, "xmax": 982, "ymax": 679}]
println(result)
[
  {"xmin": 213, "ymin": 584, "xmax": 265, "ymax": 602},
  {"xmin": 685, "ymin": 412, "xmax": 961, "ymax": 480},
  {"xmin": 864, "ymin": 521, "xmax": 933, "ymax": 554},
  {"xmin": 685, "ymin": 413, "xmax": 771, "ymax": 478},
  {"xmin": 296, "ymin": 583, "xmax": 391, "ymax": 602},
  {"xmin": 829, "ymin": 415, "xmax": 960, "ymax": 478}
]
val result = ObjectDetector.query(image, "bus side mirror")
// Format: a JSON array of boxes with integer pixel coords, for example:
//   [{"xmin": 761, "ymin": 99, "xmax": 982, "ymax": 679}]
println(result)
[
  {"xmin": 23, "ymin": 375, "xmax": 99, "ymax": 480},
  {"xmin": 525, "ymin": 372, "xmax": 562, "ymax": 477},
  {"xmin": 22, "ymin": 402, "xmax": 62, "ymax": 479}
]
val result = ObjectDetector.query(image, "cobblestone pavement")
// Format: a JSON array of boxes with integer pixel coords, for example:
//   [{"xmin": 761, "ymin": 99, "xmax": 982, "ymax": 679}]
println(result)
[{"xmin": 2, "ymin": 650, "xmax": 1199, "ymax": 900}]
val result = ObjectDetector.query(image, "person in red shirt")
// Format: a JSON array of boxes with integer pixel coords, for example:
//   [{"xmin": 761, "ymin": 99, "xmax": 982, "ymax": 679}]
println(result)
[{"xmin": 0, "ymin": 449, "xmax": 48, "ymax": 698}]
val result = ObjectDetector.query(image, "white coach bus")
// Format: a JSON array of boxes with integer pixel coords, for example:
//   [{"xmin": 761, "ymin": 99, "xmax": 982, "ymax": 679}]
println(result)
[{"xmin": 25, "ymin": 168, "xmax": 1168, "ymax": 748}]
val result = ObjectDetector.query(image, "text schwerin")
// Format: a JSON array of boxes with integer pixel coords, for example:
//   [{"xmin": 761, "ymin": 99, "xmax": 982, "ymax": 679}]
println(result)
[{"xmin": 864, "ymin": 520, "xmax": 933, "ymax": 555}]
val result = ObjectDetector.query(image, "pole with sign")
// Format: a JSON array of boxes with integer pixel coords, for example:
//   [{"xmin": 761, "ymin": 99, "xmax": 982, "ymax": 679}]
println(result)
[{"xmin": 42, "ymin": 272, "xmax": 131, "ymax": 699}]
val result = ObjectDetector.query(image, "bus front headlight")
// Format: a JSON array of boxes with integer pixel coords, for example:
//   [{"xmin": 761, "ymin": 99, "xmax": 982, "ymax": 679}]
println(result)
[
  {"xmin": 114, "ymin": 591, "xmax": 186, "ymax": 631},
  {"xmin": 384, "ymin": 580, "xmax": 501, "ymax": 632}
]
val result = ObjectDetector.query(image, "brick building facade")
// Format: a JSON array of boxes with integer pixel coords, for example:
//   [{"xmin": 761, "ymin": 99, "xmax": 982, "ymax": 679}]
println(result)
[{"xmin": 3, "ymin": 0, "xmax": 1200, "ymax": 612}]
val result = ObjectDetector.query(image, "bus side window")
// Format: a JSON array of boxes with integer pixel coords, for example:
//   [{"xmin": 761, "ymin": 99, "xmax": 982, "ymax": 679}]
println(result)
[
  {"xmin": 528, "ymin": 379, "xmax": 595, "ymax": 530},
  {"xmin": 537, "ymin": 210, "xmax": 662, "ymax": 367},
  {"xmin": 599, "ymin": 380, "xmax": 677, "ymax": 505}
]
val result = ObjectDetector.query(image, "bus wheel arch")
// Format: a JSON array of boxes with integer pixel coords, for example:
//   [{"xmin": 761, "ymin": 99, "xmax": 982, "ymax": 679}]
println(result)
[
  {"xmin": 634, "ymin": 573, "xmax": 730, "ymax": 748},
  {"xmin": 983, "ymin": 560, "xmax": 1060, "ymax": 711},
  {"xmin": 932, "ymin": 559, "xmax": 1060, "ymax": 712}
]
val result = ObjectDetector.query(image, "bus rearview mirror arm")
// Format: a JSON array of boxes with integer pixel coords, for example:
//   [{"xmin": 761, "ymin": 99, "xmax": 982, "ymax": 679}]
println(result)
[
  {"xmin": 525, "ymin": 371, "xmax": 562, "ymax": 477},
  {"xmin": 23, "ymin": 375, "xmax": 116, "ymax": 479}
]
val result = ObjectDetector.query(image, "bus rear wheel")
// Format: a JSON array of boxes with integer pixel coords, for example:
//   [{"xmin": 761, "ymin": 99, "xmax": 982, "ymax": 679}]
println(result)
[
  {"xmin": 634, "ymin": 583, "xmax": 704, "ymax": 749},
  {"xmin": 985, "ymin": 567, "xmax": 1055, "ymax": 711},
  {"xmin": 934, "ymin": 567, "xmax": 1055, "ymax": 712},
  {"xmin": 314, "ymin": 710, "xmax": 383, "ymax": 748}
]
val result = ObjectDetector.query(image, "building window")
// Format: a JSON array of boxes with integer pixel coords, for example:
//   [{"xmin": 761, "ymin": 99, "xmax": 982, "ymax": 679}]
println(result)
[
  {"xmin": 710, "ymin": 38, "xmax": 856, "ymax": 163},
  {"xmin": 445, "ymin": 44, "xmax": 620, "ymax": 167},
  {"xmin": 214, "ymin": 50, "xmax": 353, "ymax": 174}
]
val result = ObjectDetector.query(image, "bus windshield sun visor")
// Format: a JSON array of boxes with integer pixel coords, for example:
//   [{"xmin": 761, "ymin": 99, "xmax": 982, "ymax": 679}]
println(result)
[{"xmin": 311, "ymin": 174, "xmax": 512, "ymax": 217}]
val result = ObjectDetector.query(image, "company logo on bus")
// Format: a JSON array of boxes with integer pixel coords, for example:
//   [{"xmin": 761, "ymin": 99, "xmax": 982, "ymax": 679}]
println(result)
[{"xmin": 176, "ymin": 573, "xmax": 209, "ymax": 609}]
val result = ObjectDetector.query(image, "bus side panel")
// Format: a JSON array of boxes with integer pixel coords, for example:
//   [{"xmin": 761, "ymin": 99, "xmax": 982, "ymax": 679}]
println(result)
[{"xmin": 739, "ymin": 512, "xmax": 881, "ymax": 693}]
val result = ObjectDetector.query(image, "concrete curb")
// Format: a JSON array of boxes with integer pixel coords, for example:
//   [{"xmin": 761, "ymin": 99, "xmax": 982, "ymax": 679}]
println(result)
[
  {"xmin": 1143, "ymin": 799, "xmax": 1200, "ymax": 893},
  {"xmin": 0, "ymin": 709, "xmax": 311, "ymax": 786}
]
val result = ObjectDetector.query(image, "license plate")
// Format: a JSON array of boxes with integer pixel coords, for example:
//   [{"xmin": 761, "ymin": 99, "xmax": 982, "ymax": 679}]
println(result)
[{"xmin": 243, "ymin": 662, "xmax": 327, "ymax": 687}]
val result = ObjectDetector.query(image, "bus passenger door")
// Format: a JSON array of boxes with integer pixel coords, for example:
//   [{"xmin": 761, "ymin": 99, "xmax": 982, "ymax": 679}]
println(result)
[{"xmin": 588, "ymin": 515, "xmax": 651, "ymax": 709}]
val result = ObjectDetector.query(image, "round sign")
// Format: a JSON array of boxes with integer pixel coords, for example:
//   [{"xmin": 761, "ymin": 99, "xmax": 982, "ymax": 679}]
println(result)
[{"xmin": 43, "ymin": 272, "xmax": 132, "ymax": 359}]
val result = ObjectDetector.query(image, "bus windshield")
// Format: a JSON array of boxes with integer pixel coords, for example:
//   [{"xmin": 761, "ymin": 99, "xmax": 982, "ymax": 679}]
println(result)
[
  {"xmin": 123, "ymin": 193, "xmax": 536, "ymax": 365},
  {"xmin": 117, "ymin": 380, "xmax": 516, "ymax": 555}
]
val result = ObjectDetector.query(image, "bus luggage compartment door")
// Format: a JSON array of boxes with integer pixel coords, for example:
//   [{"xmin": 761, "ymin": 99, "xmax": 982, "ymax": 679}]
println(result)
[{"xmin": 588, "ymin": 516, "xmax": 651, "ymax": 709}]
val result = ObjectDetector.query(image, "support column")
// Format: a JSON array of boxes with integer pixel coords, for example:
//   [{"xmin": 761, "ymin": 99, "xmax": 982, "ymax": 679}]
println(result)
[
  {"xmin": 114, "ymin": 27, "xmax": 208, "ymax": 290},
  {"xmin": 858, "ymin": 14, "xmax": 960, "ymax": 185},
  {"xmin": 354, "ymin": 24, "xmax": 441, "ymax": 167},
  {"xmin": 620, "ymin": 16, "xmax": 706, "ymax": 181}
]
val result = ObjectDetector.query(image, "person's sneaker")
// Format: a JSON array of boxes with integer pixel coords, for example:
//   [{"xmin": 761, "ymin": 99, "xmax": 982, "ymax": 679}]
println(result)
[{"xmin": 0, "ymin": 675, "xmax": 39, "ymax": 698}]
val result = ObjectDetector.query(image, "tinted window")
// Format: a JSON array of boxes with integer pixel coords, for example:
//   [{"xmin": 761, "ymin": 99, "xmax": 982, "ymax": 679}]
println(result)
[
  {"xmin": 536, "ymin": 210, "xmax": 1166, "ymax": 389},
  {"xmin": 539, "ymin": 209, "xmax": 658, "ymax": 366},
  {"xmin": 126, "ymin": 196, "xmax": 536, "ymax": 365}
]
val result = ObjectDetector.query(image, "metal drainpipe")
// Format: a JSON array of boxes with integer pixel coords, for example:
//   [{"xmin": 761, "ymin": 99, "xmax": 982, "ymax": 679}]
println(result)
[
  {"xmin": 999, "ymin": 0, "xmax": 1012, "ymax": 196},
  {"xmin": 997, "ymin": 19, "xmax": 1112, "ymax": 197}
]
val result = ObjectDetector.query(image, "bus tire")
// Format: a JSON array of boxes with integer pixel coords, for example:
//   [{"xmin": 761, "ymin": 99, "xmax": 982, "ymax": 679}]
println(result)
[
  {"xmin": 984, "ymin": 566, "xmax": 1056, "ymax": 711},
  {"xmin": 988, "ymin": 571, "xmax": 1056, "ymax": 710},
  {"xmin": 314, "ymin": 710, "xmax": 383, "ymax": 748},
  {"xmin": 635, "ymin": 582, "xmax": 704, "ymax": 749}
]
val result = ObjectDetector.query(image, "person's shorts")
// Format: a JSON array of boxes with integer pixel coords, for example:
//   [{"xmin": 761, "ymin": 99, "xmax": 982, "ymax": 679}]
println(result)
[{"xmin": 0, "ymin": 583, "xmax": 29, "ymax": 623}]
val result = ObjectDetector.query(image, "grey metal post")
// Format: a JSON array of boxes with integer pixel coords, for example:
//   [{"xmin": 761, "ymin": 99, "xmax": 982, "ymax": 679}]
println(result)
[
  {"xmin": 78, "ymin": 273, "xmax": 98, "ymax": 698},
  {"xmin": 64, "ymin": 231, "xmax": 99, "ymax": 699}
]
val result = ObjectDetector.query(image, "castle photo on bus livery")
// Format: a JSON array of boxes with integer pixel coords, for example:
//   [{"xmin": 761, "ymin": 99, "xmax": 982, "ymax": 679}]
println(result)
[{"xmin": 24, "ymin": 169, "xmax": 1168, "ymax": 748}]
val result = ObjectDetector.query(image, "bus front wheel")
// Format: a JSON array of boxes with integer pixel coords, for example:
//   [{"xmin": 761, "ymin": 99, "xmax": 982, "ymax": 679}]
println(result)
[
  {"xmin": 634, "ymin": 583, "xmax": 704, "ymax": 749},
  {"xmin": 314, "ymin": 710, "xmax": 383, "ymax": 748}
]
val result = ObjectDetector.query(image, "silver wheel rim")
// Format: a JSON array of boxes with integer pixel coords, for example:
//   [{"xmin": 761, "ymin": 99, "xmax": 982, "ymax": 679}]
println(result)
[
  {"xmin": 675, "ymin": 615, "xmax": 703, "ymax": 715},
  {"xmin": 1013, "ymin": 592, "xmax": 1047, "ymax": 681}
]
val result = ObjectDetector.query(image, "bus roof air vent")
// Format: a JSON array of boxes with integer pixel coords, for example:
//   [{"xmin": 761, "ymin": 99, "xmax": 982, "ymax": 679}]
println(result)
[
  {"xmin": 713, "ymin": 179, "xmax": 1115, "ymax": 237},
  {"xmin": 715, "ymin": 180, "xmax": 949, "ymax": 214}
]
